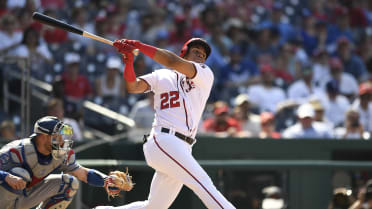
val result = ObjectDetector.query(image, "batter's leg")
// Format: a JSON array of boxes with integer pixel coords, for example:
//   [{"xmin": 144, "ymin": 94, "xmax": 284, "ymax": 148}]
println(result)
[
  {"xmin": 177, "ymin": 159, "xmax": 235, "ymax": 209},
  {"xmin": 95, "ymin": 170, "xmax": 183, "ymax": 209},
  {"xmin": 150, "ymin": 135, "xmax": 236, "ymax": 209},
  {"xmin": 16, "ymin": 174, "xmax": 79, "ymax": 209}
]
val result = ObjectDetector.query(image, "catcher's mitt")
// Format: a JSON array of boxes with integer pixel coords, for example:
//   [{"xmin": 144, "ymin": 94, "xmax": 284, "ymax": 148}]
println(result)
[{"xmin": 104, "ymin": 167, "xmax": 134, "ymax": 198}]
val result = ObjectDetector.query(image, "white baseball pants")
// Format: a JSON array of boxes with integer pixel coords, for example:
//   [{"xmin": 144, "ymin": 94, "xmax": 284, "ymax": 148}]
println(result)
[{"xmin": 96, "ymin": 131, "xmax": 235, "ymax": 209}]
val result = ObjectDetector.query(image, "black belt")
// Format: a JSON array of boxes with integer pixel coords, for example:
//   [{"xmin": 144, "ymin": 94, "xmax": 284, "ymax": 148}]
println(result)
[{"xmin": 161, "ymin": 128, "xmax": 195, "ymax": 145}]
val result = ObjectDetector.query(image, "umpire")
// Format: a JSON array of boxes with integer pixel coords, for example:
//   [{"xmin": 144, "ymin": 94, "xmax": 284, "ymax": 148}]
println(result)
[{"xmin": 0, "ymin": 116, "xmax": 110, "ymax": 209}]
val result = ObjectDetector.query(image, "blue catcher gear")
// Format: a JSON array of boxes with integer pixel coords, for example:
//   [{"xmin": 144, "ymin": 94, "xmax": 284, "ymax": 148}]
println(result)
[
  {"xmin": 34, "ymin": 116, "xmax": 63, "ymax": 135},
  {"xmin": 36, "ymin": 174, "xmax": 79, "ymax": 209},
  {"xmin": 34, "ymin": 116, "xmax": 74, "ymax": 160}
]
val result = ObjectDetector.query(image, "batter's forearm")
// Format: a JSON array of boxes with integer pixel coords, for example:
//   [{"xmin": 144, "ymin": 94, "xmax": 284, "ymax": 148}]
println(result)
[
  {"xmin": 152, "ymin": 48, "xmax": 180, "ymax": 69},
  {"xmin": 134, "ymin": 41, "xmax": 178, "ymax": 69}
]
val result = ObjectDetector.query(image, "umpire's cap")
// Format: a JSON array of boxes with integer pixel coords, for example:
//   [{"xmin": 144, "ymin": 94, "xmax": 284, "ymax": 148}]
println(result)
[
  {"xmin": 34, "ymin": 116, "xmax": 64, "ymax": 135},
  {"xmin": 180, "ymin": 38, "xmax": 211, "ymax": 59}
]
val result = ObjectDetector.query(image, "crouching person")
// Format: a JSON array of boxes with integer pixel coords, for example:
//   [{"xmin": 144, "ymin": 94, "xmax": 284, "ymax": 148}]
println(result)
[{"xmin": 0, "ymin": 116, "xmax": 111, "ymax": 209}]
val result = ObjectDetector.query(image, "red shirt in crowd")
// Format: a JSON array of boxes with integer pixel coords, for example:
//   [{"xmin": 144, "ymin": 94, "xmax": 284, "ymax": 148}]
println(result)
[
  {"xmin": 203, "ymin": 117, "xmax": 242, "ymax": 133},
  {"xmin": 62, "ymin": 74, "xmax": 92, "ymax": 99}
]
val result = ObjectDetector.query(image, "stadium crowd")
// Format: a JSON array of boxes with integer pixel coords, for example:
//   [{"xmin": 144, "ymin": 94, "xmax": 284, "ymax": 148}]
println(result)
[
  {"xmin": 0, "ymin": 0, "xmax": 371, "ymax": 141},
  {"xmin": 0, "ymin": 0, "xmax": 372, "ymax": 208}
]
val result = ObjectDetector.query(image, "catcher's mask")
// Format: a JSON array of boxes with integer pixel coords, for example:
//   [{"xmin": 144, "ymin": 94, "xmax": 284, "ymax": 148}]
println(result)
[
  {"xmin": 34, "ymin": 116, "xmax": 74, "ymax": 160},
  {"xmin": 180, "ymin": 38, "xmax": 211, "ymax": 59}
]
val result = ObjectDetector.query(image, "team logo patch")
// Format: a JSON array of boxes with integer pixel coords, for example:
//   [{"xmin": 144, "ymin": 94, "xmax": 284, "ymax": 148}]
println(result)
[
  {"xmin": 181, "ymin": 78, "xmax": 195, "ymax": 93},
  {"xmin": 0, "ymin": 153, "xmax": 10, "ymax": 166}
]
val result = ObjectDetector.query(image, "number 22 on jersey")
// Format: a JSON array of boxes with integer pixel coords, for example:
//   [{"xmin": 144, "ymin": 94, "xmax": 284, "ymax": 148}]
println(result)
[{"xmin": 160, "ymin": 91, "xmax": 180, "ymax": 109}]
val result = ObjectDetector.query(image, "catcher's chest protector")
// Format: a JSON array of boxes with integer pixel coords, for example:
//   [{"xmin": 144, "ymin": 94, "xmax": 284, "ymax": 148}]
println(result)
[{"xmin": 12, "ymin": 138, "xmax": 64, "ymax": 188}]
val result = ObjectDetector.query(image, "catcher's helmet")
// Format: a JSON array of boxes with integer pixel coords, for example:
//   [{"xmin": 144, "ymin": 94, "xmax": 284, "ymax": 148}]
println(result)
[
  {"xmin": 34, "ymin": 116, "xmax": 74, "ymax": 159},
  {"xmin": 34, "ymin": 116, "xmax": 64, "ymax": 135},
  {"xmin": 180, "ymin": 38, "xmax": 211, "ymax": 59}
]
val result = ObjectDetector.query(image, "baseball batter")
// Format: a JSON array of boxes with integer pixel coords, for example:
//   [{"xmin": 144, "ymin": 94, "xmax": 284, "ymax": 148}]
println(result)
[
  {"xmin": 96, "ymin": 38, "xmax": 236, "ymax": 209},
  {"xmin": 0, "ymin": 116, "xmax": 120, "ymax": 209}
]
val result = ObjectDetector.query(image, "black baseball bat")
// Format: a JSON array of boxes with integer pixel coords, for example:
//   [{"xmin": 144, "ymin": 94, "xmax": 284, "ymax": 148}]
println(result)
[{"xmin": 32, "ymin": 12, "xmax": 138, "ymax": 55}]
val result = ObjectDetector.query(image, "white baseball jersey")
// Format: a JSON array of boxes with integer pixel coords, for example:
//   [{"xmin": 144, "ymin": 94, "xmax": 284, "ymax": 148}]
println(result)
[{"xmin": 139, "ymin": 62, "xmax": 213, "ymax": 138}]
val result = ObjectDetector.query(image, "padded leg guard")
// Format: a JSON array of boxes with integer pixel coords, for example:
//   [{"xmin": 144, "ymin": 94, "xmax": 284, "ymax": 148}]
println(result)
[{"xmin": 36, "ymin": 174, "xmax": 79, "ymax": 209}]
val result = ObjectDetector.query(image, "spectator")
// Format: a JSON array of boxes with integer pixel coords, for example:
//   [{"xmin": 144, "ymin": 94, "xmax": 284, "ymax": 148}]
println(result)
[
  {"xmin": 95, "ymin": 56, "xmax": 126, "ymax": 98},
  {"xmin": 312, "ymin": 20, "xmax": 329, "ymax": 56},
  {"xmin": 351, "ymin": 82, "xmax": 372, "ymax": 132},
  {"xmin": 204, "ymin": 22, "xmax": 230, "ymax": 61},
  {"xmin": 0, "ymin": 120, "xmax": 16, "ymax": 141},
  {"xmin": 232, "ymin": 94, "xmax": 260, "ymax": 137},
  {"xmin": 47, "ymin": 98, "xmax": 83, "ymax": 141},
  {"xmin": 349, "ymin": 179, "xmax": 372, "ymax": 209},
  {"xmin": 335, "ymin": 37, "xmax": 368, "ymax": 81},
  {"xmin": 260, "ymin": 2, "xmax": 295, "ymax": 44},
  {"xmin": 129, "ymin": 92, "xmax": 155, "ymax": 129},
  {"xmin": 248, "ymin": 26, "xmax": 279, "ymax": 66},
  {"xmin": 40, "ymin": 0, "xmax": 65, "ymax": 10},
  {"xmin": 334, "ymin": 109, "xmax": 369, "ymax": 139},
  {"xmin": 13, "ymin": 26, "xmax": 53, "ymax": 80},
  {"xmin": 328, "ymin": 187, "xmax": 353, "ymax": 209},
  {"xmin": 272, "ymin": 42, "xmax": 295, "ymax": 86},
  {"xmin": 274, "ymin": 100, "xmax": 299, "ymax": 132},
  {"xmin": 327, "ymin": 7, "xmax": 354, "ymax": 46},
  {"xmin": 168, "ymin": 15, "xmax": 192, "ymax": 46},
  {"xmin": 282, "ymin": 103, "xmax": 332, "ymax": 139},
  {"xmin": 92, "ymin": 14, "xmax": 116, "ymax": 54},
  {"xmin": 69, "ymin": 6, "xmax": 95, "ymax": 47},
  {"xmin": 287, "ymin": 62, "xmax": 320, "ymax": 104},
  {"xmin": 202, "ymin": 101, "xmax": 241, "ymax": 137},
  {"xmin": 219, "ymin": 46, "xmax": 259, "ymax": 100},
  {"xmin": 139, "ymin": 8, "xmax": 168, "ymax": 45},
  {"xmin": 61, "ymin": 52, "xmax": 93, "ymax": 100},
  {"xmin": 261, "ymin": 186, "xmax": 285, "ymax": 209},
  {"xmin": 300, "ymin": 10, "xmax": 318, "ymax": 56},
  {"xmin": 0, "ymin": 0, "xmax": 8, "ymax": 18},
  {"xmin": 315, "ymin": 80, "xmax": 350, "ymax": 127},
  {"xmin": 259, "ymin": 112, "xmax": 281, "ymax": 139},
  {"xmin": 312, "ymin": 48, "xmax": 331, "ymax": 87},
  {"xmin": 0, "ymin": 13, "xmax": 22, "ymax": 57},
  {"xmin": 128, "ymin": 92, "xmax": 155, "ymax": 143},
  {"xmin": 321, "ymin": 57, "xmax": 359, "ymax": 101},
  {"xmin": 247, "ymin": 65, "xmax": 286, "ymax": 113},
  {"xmin": 309, "ymin": 99, "xmax": 334, "ymax": 129},
  {"xmin": 41, "ymin": 9, "xmax": 68, "ymax": 44}
]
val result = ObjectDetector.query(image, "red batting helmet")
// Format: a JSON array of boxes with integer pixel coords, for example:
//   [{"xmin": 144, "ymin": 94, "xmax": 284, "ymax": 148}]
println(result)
[{"xmin": 180, "ymin": 38, "xmax": 211, "ymax": 59}]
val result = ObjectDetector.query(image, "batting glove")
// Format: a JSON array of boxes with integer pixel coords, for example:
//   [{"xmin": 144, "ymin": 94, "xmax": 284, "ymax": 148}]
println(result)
[
  {"xmin": 123, "ymin": 39, "xmax": 141, "ymax": 47},
  {"xmin": 113, "ymin": 40, "xmax": 137, "ymax": 54},
  {"xmin": 122, "ymin": 52, "xmax": 134, "ymax": 64}
]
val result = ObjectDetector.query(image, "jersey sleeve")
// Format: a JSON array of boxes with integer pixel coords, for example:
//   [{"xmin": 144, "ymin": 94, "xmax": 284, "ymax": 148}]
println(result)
[
  {"xmin": 0, "ymin": 147, "xmax": 13, "ymax": 171},
  {"xmin": 190, "ymin": 62, "xmax": 214, "ymax": 90},
  {"xmin": 0, "ymin": 141, "xmax": 23, "ymax": 172},
  {"xmin": 139, "ymin": 70, "xmax": 160, "ymax": 92}
]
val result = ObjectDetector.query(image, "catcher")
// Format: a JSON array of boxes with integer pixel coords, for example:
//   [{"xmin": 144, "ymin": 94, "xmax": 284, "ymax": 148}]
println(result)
[{"xmin": 0, "ymin": 116, "xmax": 133, "ymax": 209}]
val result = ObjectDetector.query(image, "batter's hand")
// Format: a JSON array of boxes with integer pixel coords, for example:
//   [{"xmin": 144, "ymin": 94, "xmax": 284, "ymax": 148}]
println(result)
[
  {"xmin": 122, "ymin": 52, "xmax": 134, "ymax": 64},
  {"xmin": 5, "ymin": 174, "xmax": 27, "ymax": 190},
  {"xmin": 114, "ymin": 39, "xmax": 141, "ymax": 48},
  {"xmin": 113, "ymin": 39, "xmax": 138, "ymax": 54},
  {"xmin": 122, "ymin": 39, "xmax": 141, "ymax": 47}
]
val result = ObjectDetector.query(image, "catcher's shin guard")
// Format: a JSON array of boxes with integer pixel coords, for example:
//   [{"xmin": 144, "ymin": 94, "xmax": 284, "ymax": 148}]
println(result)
[{"xmin": 36, "ymin": 174, "xmax": 79, "ymax": 209}]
